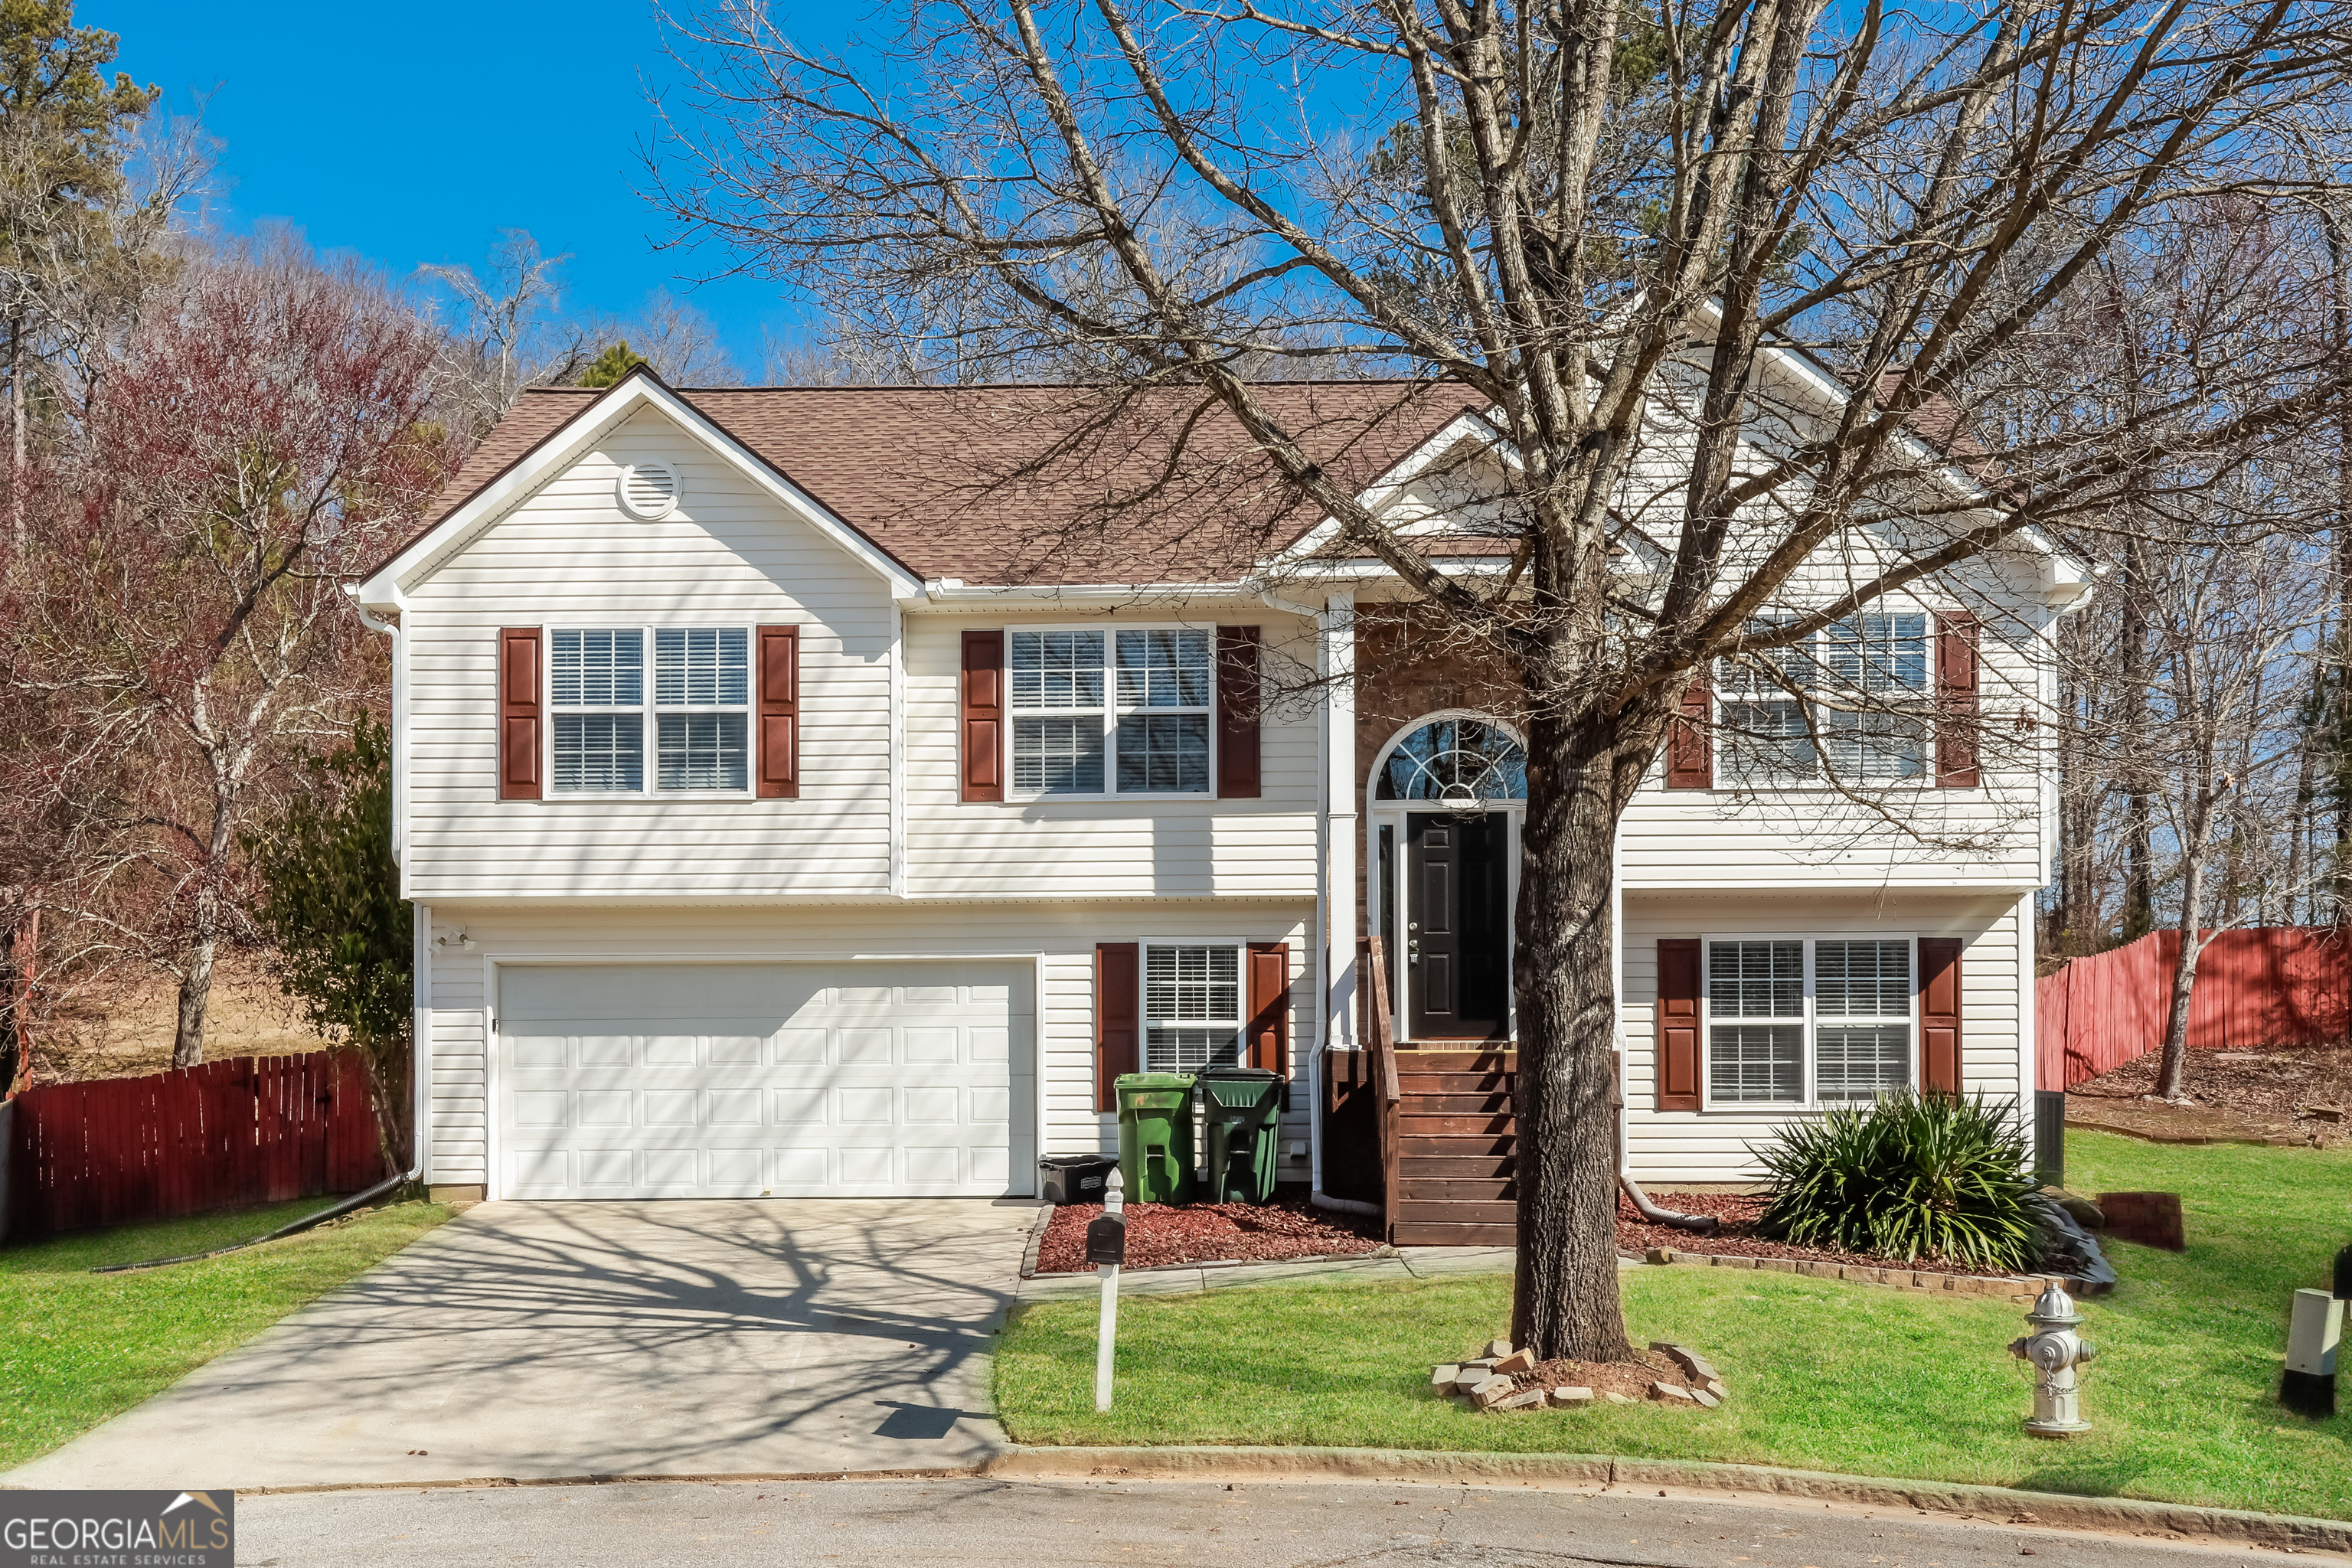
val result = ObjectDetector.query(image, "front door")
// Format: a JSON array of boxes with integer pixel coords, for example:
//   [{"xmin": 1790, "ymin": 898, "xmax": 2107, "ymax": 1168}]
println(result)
[{"xmin": 1404, "ymin": 812, "xmax": 1511, "ymax": 1040}]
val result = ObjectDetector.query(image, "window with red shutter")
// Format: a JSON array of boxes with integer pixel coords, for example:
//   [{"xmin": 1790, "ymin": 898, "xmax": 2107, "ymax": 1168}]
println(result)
[
  {"xmin": 960, "ymin": 629, "xmax": 1004, "ymax": 802},
  {"xmin": 1246, "ymin": 942, "xmax": 1289, "ymax": 1073},
  {"xmin": 1936, "ymin": 612, "xmax": 1981, "ymax": 787},
  {"xmin": 1919, "ymin": 936, "xmax": 1964, "ymax": 1093},
  {"xmin": 1217, "ymin": 625, "xmax": 1261, "ymax": 799},
  {"xmin": 1095, "ymin": 942, "xmax": 1138, "ymax": 1111},
  {"xmin": 1664, "ymin": 680, "xmax": 1711, "ymax": 789},
  {"xmin": 756, "ymin": 625, "xmax": 799, "ymax": 799},
  {"xmin": 1655, "ymin": 938, "xmax": 1701, "ymax": 1109},
  {"xmin": 499, "ymin": 627, "xmax": 541, "ymax": 800}
]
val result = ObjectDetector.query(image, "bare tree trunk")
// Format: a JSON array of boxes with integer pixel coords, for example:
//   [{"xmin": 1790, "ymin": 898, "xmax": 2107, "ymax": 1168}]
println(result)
[
  {"xmin": 1511, "ymin": 691, "xmax": 1647, "ymax": 1364},
  {"xmin": 2056, "ymin": 619, "xmax": 2100, "ymax": 951},
  {"xmin": 2327, "ymin": 209, "xmax": 2352, "ymax": 926},
  {"xmin": 2156, "ymin": 798, "xmax": 2219, "ymax": 1100},
  {"xmin": 7, "ymin": 303, "xmax": 23, "ymax": 573},
  {"xmin": 172, "ymin": 763, "xmax": 240, "ymax": 1069},
  {"xmin": 2121, "ymin": 537, "xmax": 2158, "ymax": 939}
]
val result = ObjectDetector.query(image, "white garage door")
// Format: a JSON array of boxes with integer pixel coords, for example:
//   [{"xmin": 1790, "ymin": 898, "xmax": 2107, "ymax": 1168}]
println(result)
[{"xmin": 495, "ymin": 961, "xmax": 1034, "ymax": 1199}]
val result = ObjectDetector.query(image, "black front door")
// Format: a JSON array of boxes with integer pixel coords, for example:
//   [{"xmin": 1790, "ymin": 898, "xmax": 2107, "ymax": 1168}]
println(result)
[{"xmin": 1405, "ymin": 812, "xmax": 1511, "ymax": 1040}]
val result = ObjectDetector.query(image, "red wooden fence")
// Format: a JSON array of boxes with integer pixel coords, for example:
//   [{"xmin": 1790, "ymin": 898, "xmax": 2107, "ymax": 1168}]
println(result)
[
  {"xmin": 2036, "ymin": 926, "xmax": 2352, "ymax": 1090},
  {"xmin": 5, "ymin": 1053, "xmax": 385, "ymax": 1240}
]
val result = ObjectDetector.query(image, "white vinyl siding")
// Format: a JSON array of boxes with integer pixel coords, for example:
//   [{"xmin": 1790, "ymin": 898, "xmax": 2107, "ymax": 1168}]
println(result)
[
  {"xmin": 399, "ymin": 406, "xmax": 892, "ymax": 900},
  {"xmin": 416, "ymin": 902, "xmax": 1314, "ymax": 1190},
  {"xmin": 1622, "ymin": 892, "xmax": 2031, "ymax": 1184},
  {"xmin": 903, "ymin": 610, "xmax": 1321, "ymax": 900}
]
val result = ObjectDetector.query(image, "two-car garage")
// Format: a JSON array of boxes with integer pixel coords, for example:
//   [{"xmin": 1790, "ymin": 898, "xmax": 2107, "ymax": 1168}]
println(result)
[{"xmin": 493, "ymin": 960, "xmax": 1036, "ymax": 1199}]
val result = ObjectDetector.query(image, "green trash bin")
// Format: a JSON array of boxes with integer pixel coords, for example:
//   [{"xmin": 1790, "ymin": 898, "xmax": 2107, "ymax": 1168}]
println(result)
[
  {"xmin": 1115, "ymin": 1073, "xmax": 1197, "ymax": 1204},
  {"xmin": 1198, "ymin": 1066, "xmax": 1285, "ymax": 1204}
]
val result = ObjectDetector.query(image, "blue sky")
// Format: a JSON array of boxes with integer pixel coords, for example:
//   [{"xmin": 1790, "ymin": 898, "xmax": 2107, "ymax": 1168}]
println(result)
[{"xmin": 87, "ymin": 1, "xmax": 841, "ymax": 375}]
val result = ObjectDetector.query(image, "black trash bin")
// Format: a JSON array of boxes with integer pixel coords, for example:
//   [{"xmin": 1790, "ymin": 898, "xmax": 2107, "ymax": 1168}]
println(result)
[
  {"xmin": 1197, "ymin": 1066, "xmax": 1285, "ymax": 1204},
  {"xmin": 1038, "ymin": 1154, "xmax": 1118, "ymax": 1206}
]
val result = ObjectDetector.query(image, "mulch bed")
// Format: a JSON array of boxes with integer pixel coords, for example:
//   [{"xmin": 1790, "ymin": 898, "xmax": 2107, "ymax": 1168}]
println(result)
[
  {"xmin": 1613, "ymin": 1190, "xmax": 2015, "ymax": 1278},
  {"xmin": 1034, "ymin": 1196, "xmax": 1385, "ymax": 1274},
  {"xmin": 2069, "ymin": 1046, "xmax": 2352, "ymax": 1148},
  {"xmin": 1499, "ymin": 1351, "xmax": 1695, "ymax": 1404}
]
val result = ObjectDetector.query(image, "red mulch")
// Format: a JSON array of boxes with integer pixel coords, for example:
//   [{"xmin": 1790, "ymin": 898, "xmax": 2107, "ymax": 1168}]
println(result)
[
  {"xmin": 1613, "ymin": 1190, "xmax": 2016, "ymax": 1278},
  {"xmin": 1034, "ymin": 1196, "xmax": 1384, "ymax": 1274}
]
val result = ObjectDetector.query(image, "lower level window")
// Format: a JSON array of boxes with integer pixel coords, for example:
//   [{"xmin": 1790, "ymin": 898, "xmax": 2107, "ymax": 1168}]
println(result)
[
  {"xmin": 1705, "ymin": 936, "xmax": 1914, "ymax": 1106},
  {"xmin": 1143, "ymin": 942, "xmax": 1242, "ymax": 1072}
]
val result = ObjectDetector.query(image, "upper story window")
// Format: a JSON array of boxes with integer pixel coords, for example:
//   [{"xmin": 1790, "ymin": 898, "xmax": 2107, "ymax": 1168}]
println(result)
[
  {"xmin": 550, "ymin": 626, "xmax": 749, "ymax": 795},
  {"xmin": 1717, "ymin": 613, "xmax": 1929, "ymax": 786},
  {"xmin": 1009, "ymin": 627, "xmax": 1212, "ymax": 797},
  {"xmin": 1706, "ymin": 936, "xmax": 1913, "ymax": 1106}
]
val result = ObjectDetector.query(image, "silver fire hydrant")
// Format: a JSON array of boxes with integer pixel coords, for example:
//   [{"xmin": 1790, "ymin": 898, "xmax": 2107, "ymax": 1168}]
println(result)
[{"xmin": 2008, "ymin": 1281, "xmax": 2097, "ymax": 1438}]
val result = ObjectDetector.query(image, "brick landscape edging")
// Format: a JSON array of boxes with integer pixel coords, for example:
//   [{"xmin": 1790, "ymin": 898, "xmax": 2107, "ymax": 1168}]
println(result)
[{"xmin": 985, "ymin": 1446, "xmax": 2352, "ymax": 1554}]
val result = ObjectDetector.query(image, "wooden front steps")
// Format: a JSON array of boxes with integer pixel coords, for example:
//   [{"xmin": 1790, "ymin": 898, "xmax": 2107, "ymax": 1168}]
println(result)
[{"xmin": 1391, "ymin": 1049, "xmax": 1517, "ymax": 1246}]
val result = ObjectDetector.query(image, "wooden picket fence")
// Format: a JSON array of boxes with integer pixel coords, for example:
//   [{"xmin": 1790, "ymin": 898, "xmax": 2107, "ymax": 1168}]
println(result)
[
  {"xmin": 5, "ymin": 1053, "xmax": 386, "ymax": 1241},
  {"xmin": 2036, "ymin": 926, "xmax": 2352, "ymax": 1090}
]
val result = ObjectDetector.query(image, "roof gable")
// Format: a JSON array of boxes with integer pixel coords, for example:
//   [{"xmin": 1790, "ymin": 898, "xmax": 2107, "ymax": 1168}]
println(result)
[{"xmin": 355, "ymin": 370, "xmax": 926, "ymax": 604}]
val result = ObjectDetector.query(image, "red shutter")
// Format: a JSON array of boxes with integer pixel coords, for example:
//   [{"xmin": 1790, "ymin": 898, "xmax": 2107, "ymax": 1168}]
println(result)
[
  {"xmin": 1096, "ymin": 942, "xmax": 1138, "ymax": 1111},
  {"xmin": 1655, "ymin": 938, "xmax": 1701, "ymax": 1110},
  {"xmin": 1919, "ymin": 936, "xmax": 1964, "ymax": 1093},
  {"xmin": 1936, "ymin": 612, "xmax": 1981, "ymax": 788},
  {"xmin": 1217, "ymin": 625, "xmax": 1262, "ymax": 799},
  {"xmin": 757, "ymin": 625, "xmax": 799, "ymax": 799},
  {"xmin": 498, "ymin": 627, "xmax": 541, "ymax": 801},
  {"xmin": 1246, "ymin": 941, "xmax": 1290, "ymax": 1073},
  {"xmin": 1664, "ymin": 678, "xmax": 1711, "ymax": 789},
  {"xmin": 961, "ymin": 629, "xmax": 1004, "ymax": 802}
]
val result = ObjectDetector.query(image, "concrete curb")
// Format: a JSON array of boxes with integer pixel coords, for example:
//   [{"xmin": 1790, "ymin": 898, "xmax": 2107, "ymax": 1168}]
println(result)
[{"xmin": 982, "ymin": 1445, "xmax": 2352, "ymax": 1556}]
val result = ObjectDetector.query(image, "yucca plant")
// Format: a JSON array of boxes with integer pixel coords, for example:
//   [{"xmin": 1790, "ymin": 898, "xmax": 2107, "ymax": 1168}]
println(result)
[{"xmin": 1753, "ymin": 1089, "xmax": 2043, "ymax": 1271}]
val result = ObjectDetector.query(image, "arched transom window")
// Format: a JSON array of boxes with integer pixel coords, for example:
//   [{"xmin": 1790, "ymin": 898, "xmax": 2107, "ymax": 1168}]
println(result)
[{"xmin": 1374, "ymin": 716, "xmax": 1528, "ymax": 804}]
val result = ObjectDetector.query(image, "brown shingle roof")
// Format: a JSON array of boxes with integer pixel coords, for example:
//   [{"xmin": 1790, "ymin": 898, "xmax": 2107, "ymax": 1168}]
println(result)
[{"xmin": 402, "ymin": 377, "xmax": 1489, "ymax": 586}]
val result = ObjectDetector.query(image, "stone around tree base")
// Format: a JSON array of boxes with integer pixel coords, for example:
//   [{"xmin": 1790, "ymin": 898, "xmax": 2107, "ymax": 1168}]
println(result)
[
  {"xmin": 1493, "ymin": 1390, "xmax": 1547, "ymax": 1413},
  {"xmin": 1651, "ymin": 1382, "xmax": 1700, "ymax": 1404},
  {"xmin": 1606, "ymin": 1392, "xmax": 1637, "ymax": 1405},
  {"xmin": 1549, "ymin": 1387, "xmax": 1594, "ymax": 1406}
]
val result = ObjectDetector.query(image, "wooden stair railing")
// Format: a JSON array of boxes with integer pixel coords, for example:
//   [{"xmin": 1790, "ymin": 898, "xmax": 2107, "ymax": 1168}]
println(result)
[{"xmin": 1364, "ymin": 935, "xmax": 1401, "ymax": 1245}]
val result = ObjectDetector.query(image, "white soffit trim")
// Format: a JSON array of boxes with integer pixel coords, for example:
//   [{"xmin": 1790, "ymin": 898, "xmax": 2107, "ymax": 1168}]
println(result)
[{"xmin": 354, "ymin": 374, "xmax": 926, "ymax": 604}]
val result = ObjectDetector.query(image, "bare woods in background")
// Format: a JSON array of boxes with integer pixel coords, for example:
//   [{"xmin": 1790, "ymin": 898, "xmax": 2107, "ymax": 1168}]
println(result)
[{"xmin": 648, "ymin": 0, "xmax": 2352, "ymax": 1359}]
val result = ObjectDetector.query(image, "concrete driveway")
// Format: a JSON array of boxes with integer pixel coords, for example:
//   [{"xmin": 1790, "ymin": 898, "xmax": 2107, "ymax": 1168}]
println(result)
[{"xmin": 6, "ymin": 1198, "xmax": 1037, "ymax": 1491}]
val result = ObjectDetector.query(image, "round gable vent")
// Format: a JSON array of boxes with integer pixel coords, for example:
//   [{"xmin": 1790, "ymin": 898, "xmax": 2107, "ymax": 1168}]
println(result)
[{"xmin": 618, "ymin": 462, "xmax": 681, "ymax": 520}]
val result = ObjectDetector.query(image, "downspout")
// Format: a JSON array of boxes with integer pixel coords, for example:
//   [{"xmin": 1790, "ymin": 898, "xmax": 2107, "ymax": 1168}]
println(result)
[
  {"xmin": 1263, "ymin": 584, "xmax": 1380, "ymax": 1220},
  {"xmin": 1612, "ymin": 753, "xmax": 1718, "ymax": 1234}
]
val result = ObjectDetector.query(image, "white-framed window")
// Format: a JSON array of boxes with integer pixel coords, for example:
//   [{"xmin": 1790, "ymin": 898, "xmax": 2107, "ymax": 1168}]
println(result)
[
  {"xmin": 549, "ymin": 625, "xmax": 750, "ymax": 795},
  {"xmin": 1142, "ymin": 941, "xmax": 1244, "ymax": 1072},
  {"xmin": 1717, "ymin": 612, "xmax": 1930, "ymax": 786},
  {"xmin": 1009, "ymin": 626, "xmax": 1214, "ymax": 797},
  {"xmin": 1703, "ymin": 936, "xmax": 1916, "ymax": 1106}
]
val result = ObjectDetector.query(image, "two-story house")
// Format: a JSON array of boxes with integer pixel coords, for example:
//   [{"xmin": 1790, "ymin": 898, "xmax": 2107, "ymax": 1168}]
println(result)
[{"xmin": 351, "ymin": 364, "xmax": 2086, "ymax": 1241}]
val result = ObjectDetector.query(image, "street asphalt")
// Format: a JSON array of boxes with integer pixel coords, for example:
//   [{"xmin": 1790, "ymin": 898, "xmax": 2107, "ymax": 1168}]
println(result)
[{"xmin": 235, "ymin": 1476, "xmax": 2308, "ymax": 1566}]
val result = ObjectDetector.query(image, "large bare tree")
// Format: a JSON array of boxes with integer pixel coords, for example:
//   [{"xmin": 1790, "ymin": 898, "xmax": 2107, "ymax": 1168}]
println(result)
[{"xmin": 654, "ymin": 0, "xmax": 2352, "ymax": 1358}]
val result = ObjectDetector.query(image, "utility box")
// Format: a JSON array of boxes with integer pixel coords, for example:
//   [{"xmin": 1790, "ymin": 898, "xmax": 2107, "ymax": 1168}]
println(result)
[
  {"xmin": 1198, "ymin": 1066, "xmax": 1284, "ymax": 1204},
  {"xmin": 1114, "ymin": 1073, "xmax": 1197, "ymax": 1204}
]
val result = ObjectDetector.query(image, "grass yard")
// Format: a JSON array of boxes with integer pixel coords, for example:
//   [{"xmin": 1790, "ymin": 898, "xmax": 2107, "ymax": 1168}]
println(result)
[
  {"xmin": 0, "ymin": 1197, "xmax": 449, "ymax": 1471},
  {"xmin": 996, "ymin": 1131, "xmax": 2352, "ymax": 1521}
]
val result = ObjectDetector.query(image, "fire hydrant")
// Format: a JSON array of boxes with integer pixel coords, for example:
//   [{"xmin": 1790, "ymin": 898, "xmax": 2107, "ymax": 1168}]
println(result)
[{"xmin": 2009, "ymin": 1282, "xmax": 2097, "ymax": 1438}]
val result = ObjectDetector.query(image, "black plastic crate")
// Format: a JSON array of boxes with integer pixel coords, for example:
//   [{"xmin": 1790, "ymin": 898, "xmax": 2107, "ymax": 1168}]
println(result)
[{"xmin": 1038, "ymin": 1155, "xmax": 1118, "ymax": 1206}]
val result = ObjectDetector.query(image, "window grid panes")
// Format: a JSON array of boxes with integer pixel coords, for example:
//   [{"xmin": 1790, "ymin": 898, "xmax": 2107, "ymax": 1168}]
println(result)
[
  {"xmin": 1008, "ymin": 626, "xmax": 1212, "ymax": 796},
  {"xmin": 1144, "ymin": 945, "xmax": 1242, "ymax": 1073},
  {"xmin": 1714, "ymin": 613, "xmax": 1932, "ymax": 786},
  {"xmin": 1704, "ymin": 938, "xmax": 1916, "ymax": 1107},
  {"xmin": 550, "ymin": 626, "xmax": 747, "ymax": 794}
]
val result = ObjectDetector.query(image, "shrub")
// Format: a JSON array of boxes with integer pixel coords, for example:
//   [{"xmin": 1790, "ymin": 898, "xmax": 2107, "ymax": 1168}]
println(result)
[{"xmin": 1752, "ymin": 1089, "xmax": 2042, "ymax": 1271}]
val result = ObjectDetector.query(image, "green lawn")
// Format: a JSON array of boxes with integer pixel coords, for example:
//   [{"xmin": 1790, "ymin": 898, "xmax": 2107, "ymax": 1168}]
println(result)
[
  {"xmin": 0, "ymin": 1197, "xmax": 449, "ymax": 1471},
  {"xmin": 996, "ymin": 1131, "xmax": 2352, "ymax": 1521}
]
